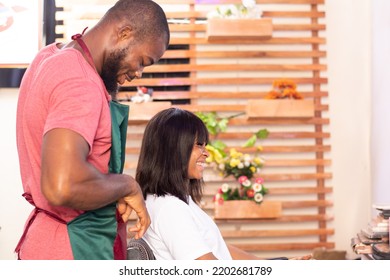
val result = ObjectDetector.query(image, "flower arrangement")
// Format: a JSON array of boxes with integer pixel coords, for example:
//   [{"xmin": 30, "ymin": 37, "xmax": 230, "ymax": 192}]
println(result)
[
  {"xmin": 217, "ymin": 148, "xmax": 264, "ymax": 180},
  {"xmin": 195, "ymin": 111, "xmax": 269, "ymax": 204},
  {"xmin": 265, "ymin": 79, "xmax": 303, "ymax": 99},
  {"xmin": 196, "ymin": 111, "xmax": 268, "ymax": 163},
  {"xmin": 215, "ymin": 176, "xmax": 268, "ymax": 204},
  {"xmin": 213, "ymin": 149, "xmax": 268, "ymax": 204},
  {"xmin": 207, "ymin": 0, "xmax": 262, "ymax": 19}
]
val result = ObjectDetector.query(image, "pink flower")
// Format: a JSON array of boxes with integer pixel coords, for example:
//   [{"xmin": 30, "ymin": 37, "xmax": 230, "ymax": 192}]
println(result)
[
  {"xmin": 255, "ymin": 177, "xmax": 264, "ymax": 184},
  {"xmin": 238, "ymin": 175, "xmax": 248, "ymax": 184}
]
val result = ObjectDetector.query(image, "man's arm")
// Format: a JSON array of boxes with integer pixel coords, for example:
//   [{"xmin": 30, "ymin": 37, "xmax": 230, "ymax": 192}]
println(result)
[{"xmin": 41, "ymin": 128, "xmax": 150, "ymax": 237}]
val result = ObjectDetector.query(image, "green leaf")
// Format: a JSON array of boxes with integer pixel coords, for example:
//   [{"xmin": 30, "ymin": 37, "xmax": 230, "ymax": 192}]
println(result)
[
  {"xmin": 217, "ymin": 118, "xmax": 229, "ymax": 132},
  {"xmin": 256, "ymin": 129, "xmax": 269, "ymax": 139},
  {"xmin": 212, "ymin": 140, "xmax": 226, "ymax": 151},
  {"xmin": 207, "ymin": 125, "xmax": 217, "ymax": 136},
  {"xmin": 242, "ymin": 135, "xmax": 257, "ymax": 148}
]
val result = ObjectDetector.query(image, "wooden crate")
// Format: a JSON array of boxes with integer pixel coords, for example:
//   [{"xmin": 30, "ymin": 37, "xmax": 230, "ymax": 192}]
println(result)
[{"xmin": 206, "ymin": 18, "xmax": 273, "ymax": 41}]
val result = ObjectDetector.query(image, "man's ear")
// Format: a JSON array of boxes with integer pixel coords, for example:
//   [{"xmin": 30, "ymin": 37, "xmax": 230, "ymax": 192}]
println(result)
[{"xmin": 117, "ymin": 26, "xmax": 133, "ymax": 41}]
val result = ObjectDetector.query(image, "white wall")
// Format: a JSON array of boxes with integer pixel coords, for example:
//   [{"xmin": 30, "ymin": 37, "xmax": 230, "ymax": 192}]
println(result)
[
  {"xmin": 0, "ymin": 0, "xmax": 380, "ymax": 259},
  {"xmin": 325, "ymin": 0, "xmax": 372, "ymax": 258},
  {"xmin": 0, "ymin": 89, "xmax": 33, "ymax": 260},
  {"xmin": 371, "ymin": 1, "xmax": 390, "ymax": 207}
]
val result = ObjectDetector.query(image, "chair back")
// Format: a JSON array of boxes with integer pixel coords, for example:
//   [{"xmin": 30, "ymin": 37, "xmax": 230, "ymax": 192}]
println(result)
[{"xmin": 127, "ymin": 238, "xmax": 156, "ymax": 260}]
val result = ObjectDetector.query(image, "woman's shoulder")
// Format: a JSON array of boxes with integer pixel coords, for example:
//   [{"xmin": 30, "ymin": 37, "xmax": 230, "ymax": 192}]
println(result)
[
  {"xmin": 146, "ymin": 194, "xmax": 189, "ymax": 215},
  {"xmin": 146, "ymin": 193, "xmax": 187, "ymax": 205}
]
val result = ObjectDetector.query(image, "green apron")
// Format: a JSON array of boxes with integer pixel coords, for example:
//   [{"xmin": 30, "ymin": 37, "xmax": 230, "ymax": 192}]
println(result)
[{"xmin": 67, "ymin": 101, "xmax": 129, "ymax": 259}]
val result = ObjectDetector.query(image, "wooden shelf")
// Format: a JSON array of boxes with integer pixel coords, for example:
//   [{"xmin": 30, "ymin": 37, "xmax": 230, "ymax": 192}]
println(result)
[
  {"xmin": 121, "ymin": 101, "xmax": 172, "ymax": 122},
  {"xmin": 214, "ymin": 200, "xmax": 282, "ymax": 220},
  {"xmin": 246, "ymin": 99, "xmax": 315, "ymax": 119},
  {"xmin": 206, "ymin": 18, "xmax": 273, "ymax": 41}
]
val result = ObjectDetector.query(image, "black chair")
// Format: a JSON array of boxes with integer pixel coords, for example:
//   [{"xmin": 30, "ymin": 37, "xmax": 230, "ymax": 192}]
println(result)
[{"xmin": 127, "ymin": 238, "xmax": 156, "ymax": 260}]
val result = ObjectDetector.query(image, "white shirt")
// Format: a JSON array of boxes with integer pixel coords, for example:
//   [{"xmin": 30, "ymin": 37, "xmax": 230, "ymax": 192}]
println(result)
[{"xmin": 143, "ymin": 194, "xmax": 232, "ymax": 260}]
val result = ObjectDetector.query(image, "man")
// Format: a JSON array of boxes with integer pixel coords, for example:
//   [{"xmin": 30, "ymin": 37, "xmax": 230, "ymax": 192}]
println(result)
[{"xmin": 15, "ymin": 0, "xmax": 170, "ymax": 259}]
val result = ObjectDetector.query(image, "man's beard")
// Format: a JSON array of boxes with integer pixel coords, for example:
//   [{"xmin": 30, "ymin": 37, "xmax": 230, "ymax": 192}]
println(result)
[{"xmin": 100, "ymin": 48, "xmax": 127, "ymax": 100}]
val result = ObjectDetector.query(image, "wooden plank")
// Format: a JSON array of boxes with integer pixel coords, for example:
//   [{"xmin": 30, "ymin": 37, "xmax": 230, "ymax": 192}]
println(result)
[
  {"xmin": 119, "ymin": 90, "xmax": 328, "ymax": 100},
  {"xmin": 202, "ymin": 172, "xmax": 332, "ymax": 182},
  {"xmin": 267, "ymin": 187, "xmax": 333, "ymax": 195},
  {"xmin": 165, "ymin": 11, "xmax": 206, "ymax": 18},
  {"xmin": 156, "ymin": 0, "xmax": 325, "ymax": 4},
  {"xmin": 125, "ymin": 131, "xmax": 331, "ymax": 141},
  {"xmin": 123, "ymin": 77, "xmax": 328, "ymax": 87},
  {"xmin": 144, "ymin": 63, "xmax": 327, "ymax": 73},
  {"xmin": 186, "ymin": 103, "xmax": 321, "ymax": 114},
  {"xmin": 264, "ymin": 131, "xmax": 330, "ymax": 139},
  {"xmin": 221, "ymin": 228, "xmax": 334, "ymax": 238},
  {"xmin": 161, "ymin": 50, "xmax": 327, "ymax": 59},
  {"xmin": 211, "ymin": 145, "xmax": 331, "ymax": 153},
  {"xmin": 169, "ymin": 37, "xmax": 326, "ymax": 45},
  {"xmin": 229, "ymin": 117, "xmax": 330, "ymax": 125},
  {"xmin": 203, "ymin": 186, "xmax": 333, "ymax": 197},
  {"xmin": 169, "ymin": 24, "xmax": 205, "ymax": 32},
  {"xmin": 126, "ymin": 117, "xmax": 331, "ymax": 126},
  {"xmin": 273, "ymin": 24, "xmax": 326, "ymax": 31},
  {"xmin": 215, "ymin": 131, "xmax": 331, "ymax": 140},
  {"xmin": 281, "ymin": 200, "xmax": 333, "ymax": 208},
  {"xmin": 126, "ymin": 160, "xmax": 332, "ymax": 170},
  {"xmin": 126, "ymin": 145, "xmax": 331, "ymax": 154},
  {"xmin": 0, "ymin": 64, "xmax": 28, "ymax": 68},
  {"xmin": 232, "ymin": 242, "xmax": 334, "ymax": 252},
  {"xmin": 257, "ymin": 0, "xmax": 325, "ymax": 3},
  {"xmin": 264, "ymin": 159, "xmax": 331, "ymax": 167},
  {"xmin": 169, "ymin": 23, "xmax": 325, "ymax": 32},
  {"xmin": 263, "ymin": 11, "xmax": 325, "ymax": 18},
  {"xmin": 213, "ymin": 214, "xmax": 333, "ymax": 223}
]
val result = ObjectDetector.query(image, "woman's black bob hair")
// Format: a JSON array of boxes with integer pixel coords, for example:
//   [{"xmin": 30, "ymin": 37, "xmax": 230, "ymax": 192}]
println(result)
[{"xmin": 136, "ymin": 107, "xmax": 209, "ymax": 204}]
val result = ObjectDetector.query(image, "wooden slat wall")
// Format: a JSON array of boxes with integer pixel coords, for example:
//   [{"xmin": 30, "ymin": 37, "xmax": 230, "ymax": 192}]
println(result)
[{"xmin": 59, "ymin": 0, "xmax": 334, "ymax": 258}]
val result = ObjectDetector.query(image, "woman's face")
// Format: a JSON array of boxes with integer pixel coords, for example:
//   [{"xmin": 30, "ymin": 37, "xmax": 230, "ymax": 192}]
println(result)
[{"xmin": 188, "ymin": 143, "xmax": 209, "ymax": 179}]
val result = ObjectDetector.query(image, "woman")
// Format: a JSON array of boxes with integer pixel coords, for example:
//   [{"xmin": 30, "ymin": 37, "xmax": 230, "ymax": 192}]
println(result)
[
  {"xmin": 136, "ymin": 108, "xmax": 311, "ymax": 260},
  {"xmin": 135, "ymin": 108, "xmax": 262, "ymax": 260}
]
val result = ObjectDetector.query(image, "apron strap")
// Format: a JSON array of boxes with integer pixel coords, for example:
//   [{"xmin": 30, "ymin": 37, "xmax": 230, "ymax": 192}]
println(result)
[
  {"xmin": 15, "ymin": 193, "xmax": 66, "ymax": 255},
  {"xmin": 71, "ymin": 27, "xmax": 95, "ymax": 68}
]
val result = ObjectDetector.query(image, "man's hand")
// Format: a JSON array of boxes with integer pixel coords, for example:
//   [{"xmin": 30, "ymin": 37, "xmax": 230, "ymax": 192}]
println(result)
[
  {"xmin": 117, "ymin": 198, "xmax": 132, "ymax": 222},
  {"xmin": 117, "ymin": 188, "xmax": 150, "ymax": 239}
]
